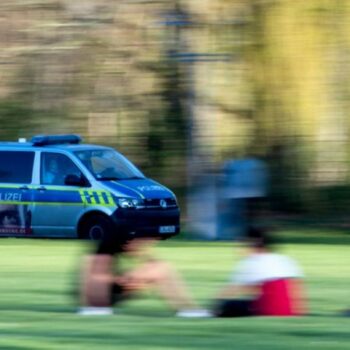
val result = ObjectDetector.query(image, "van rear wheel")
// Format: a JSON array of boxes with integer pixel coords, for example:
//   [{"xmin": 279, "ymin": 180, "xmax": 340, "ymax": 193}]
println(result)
[{"xmin": 80, "ymin": 215, "xmax": 112, "ymax": 241}]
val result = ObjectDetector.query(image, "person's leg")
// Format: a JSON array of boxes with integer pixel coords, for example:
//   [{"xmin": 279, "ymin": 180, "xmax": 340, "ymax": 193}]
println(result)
[
  {"xmin": 80, "ymin": 255, "xmax": 115, "ymax": 308},
  {"xmin": 214, "ymin": 299, "xmax": 254, "ymax": 317},
  {"xmin": 122, "ymin": 259, "xmax": 198, "ymax": 311}
]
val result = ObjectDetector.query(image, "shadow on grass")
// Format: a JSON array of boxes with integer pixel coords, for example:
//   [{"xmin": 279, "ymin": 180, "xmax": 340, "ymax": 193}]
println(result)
[
  {"xmin": 276, "ymin": 234, "xmax": 350, "ymax": 245},
  {"xmin": 1, "ymin": 318, "xmax": 350, "ymax": 350},
  {"xmin": 288, "ymin": 330, "xmax": 350, "ymax": 340},
  {"xmin": 169, "ymin": 234, "xmax": 350, "ymax": 246},
  {"xmin": 0, "ymin": 303, "xmax": 75, "ymax": 314}
]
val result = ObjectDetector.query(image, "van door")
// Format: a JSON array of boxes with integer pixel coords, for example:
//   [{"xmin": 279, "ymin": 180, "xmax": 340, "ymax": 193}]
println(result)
[
  {"xmin": 31, "ymin": 151, "xmax": 87, "ymax": 237},
  {"xmin": 0, "ymin": 150, "xmax": 34, "ymax": 236}
]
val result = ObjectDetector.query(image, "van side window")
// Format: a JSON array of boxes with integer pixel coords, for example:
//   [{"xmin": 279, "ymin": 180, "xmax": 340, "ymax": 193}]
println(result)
[
  {"xmin": 41, "ymin": 153, "xmax": 82, "ymax": 186},
  {"xmin": 0, "ymin": 151, "xmax": 34, "ymax": 184}
]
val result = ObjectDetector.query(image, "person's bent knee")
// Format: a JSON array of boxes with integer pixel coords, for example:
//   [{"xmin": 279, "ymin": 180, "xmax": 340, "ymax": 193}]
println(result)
[
  {"xmin": 143, "ymin": 260, "xmax": 178, "ymax": 285},
  {"xmin": 145, "ymin": 260, "xmax": 173, "ymax": 282}
]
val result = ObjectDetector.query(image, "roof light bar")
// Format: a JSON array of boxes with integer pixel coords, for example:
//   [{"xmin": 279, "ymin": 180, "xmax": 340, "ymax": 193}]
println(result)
[{"xmin": 31, "ymin": 134, "xmax": 82, "ymax": 146}]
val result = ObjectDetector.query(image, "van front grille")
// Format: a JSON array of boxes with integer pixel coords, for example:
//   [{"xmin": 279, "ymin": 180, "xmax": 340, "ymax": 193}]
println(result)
[{"xmin": 143, "ymin": 198, "xmax": 177, "ymax": 209}]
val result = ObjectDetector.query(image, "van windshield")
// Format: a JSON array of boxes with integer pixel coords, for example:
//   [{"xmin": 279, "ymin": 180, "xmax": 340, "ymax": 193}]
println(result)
[{"xmin": 74, "ymin": 149, "xmax": 145, "ymax": 181}]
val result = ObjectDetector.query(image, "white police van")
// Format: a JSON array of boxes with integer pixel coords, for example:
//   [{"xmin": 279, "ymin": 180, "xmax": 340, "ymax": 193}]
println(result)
[{"xmin": 0, "ymin": 135, "xmax": 179, "ymax": 239}]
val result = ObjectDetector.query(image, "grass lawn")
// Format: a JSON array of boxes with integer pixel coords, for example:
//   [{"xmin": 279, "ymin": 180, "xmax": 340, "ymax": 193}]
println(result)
[{"xmin": 0, "ymin": 233, "xmax": 349, "ymax": 350}]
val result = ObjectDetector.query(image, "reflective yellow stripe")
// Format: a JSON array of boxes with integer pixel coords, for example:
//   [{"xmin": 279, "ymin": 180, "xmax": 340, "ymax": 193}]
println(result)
[
  {"xmin": 79, "ymin": 190, "xmax": 88, "ymax": 205},
  {"xmin": 87, "ymin": 190, "xmax": 97, "ymax": 204},
  {"xmin": 0, "ymin": 201, "xmax": 30, "ymax": 205},
  {"xmin": 0, "ymin": 184, "xmax": 26, "ymax": 189},
  {"xmin": 33, "ymin": 202, "xmax": 87, "ymax": 206},
  {"xmin": 105, "ymin": 192, "xmax": 114, "ymax": 205},
  {"xmin": 96, "ymin": 192, "xmax": 105, "ymax": 205},
  {"xmin": 0, "ymin": 189, "xmax": 115, "ymax": 207},
  {"xmin": 94, "ymin": 190, "xmax": 115, "ymax": 206},
  {"xmin": 32, "ymin": 185, "xmax": 85, "ymax": 192}
]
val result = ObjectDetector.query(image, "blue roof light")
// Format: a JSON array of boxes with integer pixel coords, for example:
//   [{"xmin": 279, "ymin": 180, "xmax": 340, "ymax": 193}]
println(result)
[{"xmin": 31, "ymin": 134, "xmax": 82, "ymax": 146}]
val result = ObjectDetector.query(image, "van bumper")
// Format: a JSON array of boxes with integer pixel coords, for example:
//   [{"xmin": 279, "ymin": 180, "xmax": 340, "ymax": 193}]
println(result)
[{"xmin": 111, "ymin": 207, "xmax": 180, "ymax": 239}]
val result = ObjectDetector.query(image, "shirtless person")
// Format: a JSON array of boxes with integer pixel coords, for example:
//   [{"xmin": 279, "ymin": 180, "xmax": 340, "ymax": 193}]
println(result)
[{"xmin": 79, "ymin": 231, "xmax": 211, "ymax": 317}]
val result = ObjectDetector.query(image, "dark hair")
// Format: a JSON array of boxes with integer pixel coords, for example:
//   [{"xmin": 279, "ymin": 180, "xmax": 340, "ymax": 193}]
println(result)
[{"xmin": 246, "ymin": 226, "xmax": 274, "ymax": 249}]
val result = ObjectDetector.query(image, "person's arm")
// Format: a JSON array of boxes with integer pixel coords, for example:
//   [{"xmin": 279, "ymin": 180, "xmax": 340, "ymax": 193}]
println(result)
[
  {"xmin": 216, "ymin": 283, "xmax": 256, "ymax": 299},
  {"xmin": 290, "ymin": 279, "xmax": 307, "ymax": 315},
  {"xmin": 217, "ymin": 284, "xmax": 239, "ymax": 299},
  {"xmin": 216, "ymin": 254, "xmax": 259, "ymax": 300}
]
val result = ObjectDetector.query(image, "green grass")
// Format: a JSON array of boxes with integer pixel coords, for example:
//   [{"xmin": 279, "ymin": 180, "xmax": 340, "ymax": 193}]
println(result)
[{"xmin": 0, "ymin": 237, "xmax": 349, "ymax": 350}]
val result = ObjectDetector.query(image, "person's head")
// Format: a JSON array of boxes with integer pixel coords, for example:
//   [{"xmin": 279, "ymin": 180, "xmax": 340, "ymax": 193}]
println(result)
[
  {"xmin": 123, "ymin": 237, "xmax": 159, "ymax": 257},
  {"xmin": 95, "ymin": 232, "xmax": 160, "ymax": 257},
  {"xmin": 244, "ymin": 227, "xmax": 274, "ymax": 252},
  {"xmin": 48, "ymin": 158, "xmax": 58, "ymax": 174}
]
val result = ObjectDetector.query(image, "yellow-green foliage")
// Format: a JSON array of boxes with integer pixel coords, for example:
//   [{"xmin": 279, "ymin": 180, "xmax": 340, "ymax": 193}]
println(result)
[{"xmin": 0, "ymin": 0, "xmax": 349, "ymax": 186}]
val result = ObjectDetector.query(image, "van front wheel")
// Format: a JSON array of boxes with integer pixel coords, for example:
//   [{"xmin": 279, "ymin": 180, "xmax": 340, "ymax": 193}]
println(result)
[{"xmin": 79, "ymin": 215, "xmax": 113, "ymax": 241}]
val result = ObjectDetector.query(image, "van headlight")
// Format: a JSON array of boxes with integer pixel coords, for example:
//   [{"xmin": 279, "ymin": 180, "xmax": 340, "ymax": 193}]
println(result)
[{"xmin": 117, "ymin": 198, "xmax": 144, "ymax": 209}]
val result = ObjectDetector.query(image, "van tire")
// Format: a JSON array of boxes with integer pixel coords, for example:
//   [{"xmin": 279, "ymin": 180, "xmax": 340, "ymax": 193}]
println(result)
[{"xmin": 79, "ymin": 214, "xmax": 113, "ymax": 241}]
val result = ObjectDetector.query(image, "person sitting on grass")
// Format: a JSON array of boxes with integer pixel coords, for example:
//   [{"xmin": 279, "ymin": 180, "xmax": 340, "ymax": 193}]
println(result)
[
  {"xmin": 213, "ymin": 227, "xmax": 306, "ymax": 317},
  {"xmin": 79, "ymin": 231, "xmax": 211, "ymax": 318}
]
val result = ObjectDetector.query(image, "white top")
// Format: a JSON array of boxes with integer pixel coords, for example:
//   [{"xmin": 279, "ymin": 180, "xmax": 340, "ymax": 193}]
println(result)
[{"xmin": 231, "ymin": 252, "xmax": 303, "ymax": 286}]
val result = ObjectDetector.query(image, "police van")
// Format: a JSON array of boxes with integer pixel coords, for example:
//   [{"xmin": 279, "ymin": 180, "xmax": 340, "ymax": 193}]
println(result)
[{"xmin": 0, "ymin": 135, "xmax": 180, "ymax": 239}]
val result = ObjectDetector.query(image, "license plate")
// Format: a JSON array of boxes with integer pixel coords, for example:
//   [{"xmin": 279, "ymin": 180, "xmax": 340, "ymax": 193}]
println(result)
[{"xmin": 159, "ymin": 226, "xmax": 176, "ymax": 234}]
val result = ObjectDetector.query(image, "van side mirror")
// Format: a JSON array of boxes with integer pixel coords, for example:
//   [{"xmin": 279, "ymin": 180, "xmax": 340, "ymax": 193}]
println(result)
[{"xmin": 64, "ymin": 174, "xmax": 89, "ymax": 187}]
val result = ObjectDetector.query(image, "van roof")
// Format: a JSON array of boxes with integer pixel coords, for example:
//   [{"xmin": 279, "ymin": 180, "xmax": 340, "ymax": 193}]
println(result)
[{"xmin": 0, "ymin": 135, "xmax": 111, "ymax": 152}]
